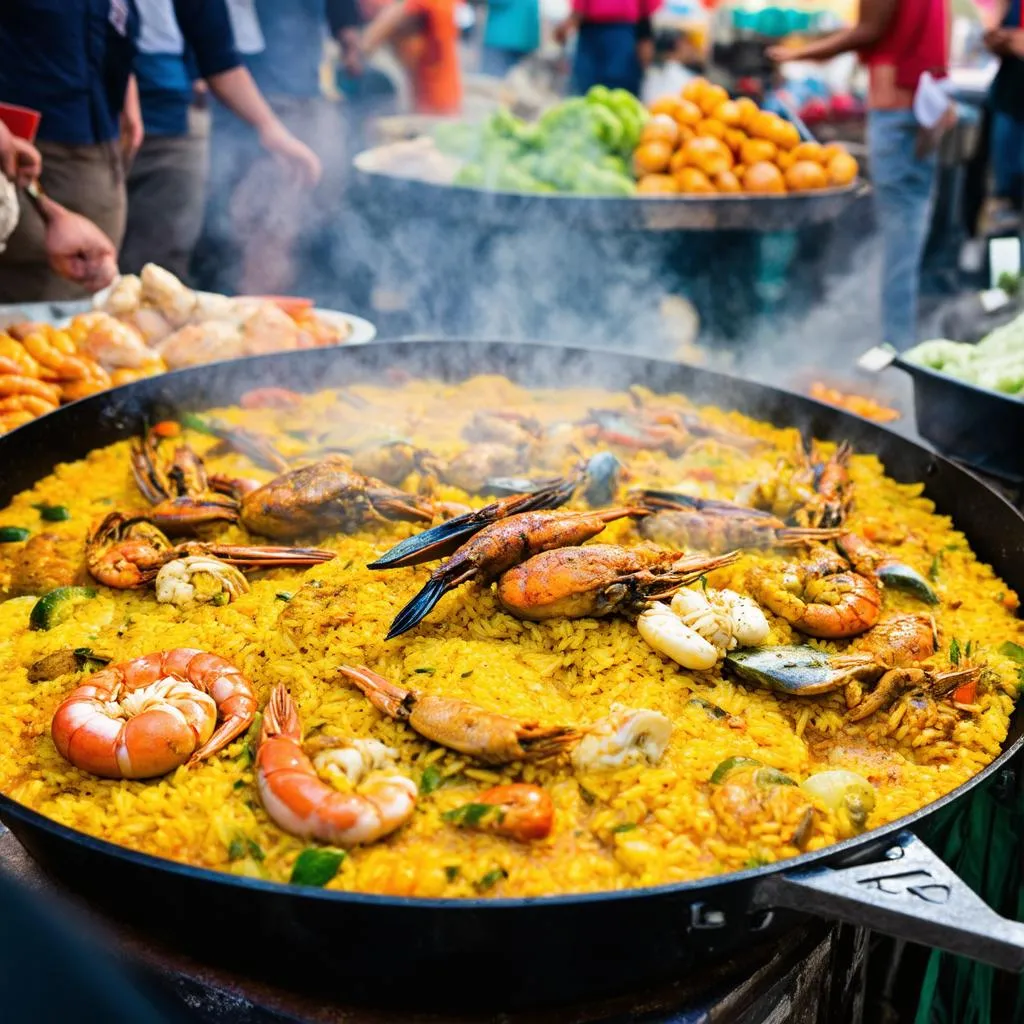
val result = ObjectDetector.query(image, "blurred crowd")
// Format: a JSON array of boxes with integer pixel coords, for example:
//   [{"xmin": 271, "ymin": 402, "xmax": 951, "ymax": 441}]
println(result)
[{"xmin": 0, "ymin": 0, "xmax": 1020, "ymax": 355}]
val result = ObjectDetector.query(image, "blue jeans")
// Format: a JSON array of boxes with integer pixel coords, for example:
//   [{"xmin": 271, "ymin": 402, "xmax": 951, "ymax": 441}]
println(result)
[
  {"xmin": 481, "ymin": 46, "xmax": 527, "ymax": 77},
  {"xmin": 867, "ymin": 108, "xmax": 938, "ymax": 349},
  {"xmin": 571, "ymin": 22, "xmax": 641, "ymax": 97},
  {"xmin": 991, "ymin": 110, "xmax": 1024, "ymax": 201}
]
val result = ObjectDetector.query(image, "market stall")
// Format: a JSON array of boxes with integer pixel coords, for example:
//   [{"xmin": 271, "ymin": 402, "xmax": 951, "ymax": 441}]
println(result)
[{"xmin": 352, "ymin": 84, "xmax": 866, "ymax": 348}]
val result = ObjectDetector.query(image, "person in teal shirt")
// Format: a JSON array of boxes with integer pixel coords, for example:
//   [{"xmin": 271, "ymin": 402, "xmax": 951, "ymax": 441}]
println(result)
[{"xmin": 482, "ymin": 0, "xmax": 540, "ymax": 77}]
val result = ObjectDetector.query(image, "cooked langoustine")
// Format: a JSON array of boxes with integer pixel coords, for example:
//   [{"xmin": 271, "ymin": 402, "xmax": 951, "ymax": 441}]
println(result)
[
  {"xmin": 634, "ymin": 491, "xmax": 839, "ymax": 554},
  {"xmin": 256, "ymin": 685, "xmax": 417, "ymax": 847},
  {"xmin": 369, "ymin": 475, "xmax": 580, "ymax": 571},
  {"xmin": 131, "ymin": 425, "xmax": 240, "ymax": 534},
  {"xmin": 339, "ymin": 665, "xmax": 579, "ymax": 765},
  {"xmin": 85, "ymin": 512, "xmax": 335, "ymax": 589},
  {"xmin": 239, "ymin": 455, "xmax": 435, "ymax": 540},
  {"xmin": 495, "ymin": 544, "xmax": 739, "ymax": 620},
  {"xmin": 385, "ymin": 506, "xmax": 640, "ymax": 639},
  {"xmin": 793, "ymin": 441, "xmax": 853, "ymax": 529},
  {"xmin": 50, "ymin": 649, "xmax": 256, "ymax": 779}
]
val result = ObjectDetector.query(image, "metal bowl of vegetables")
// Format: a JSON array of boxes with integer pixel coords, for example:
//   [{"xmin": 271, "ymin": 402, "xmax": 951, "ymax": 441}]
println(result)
[{"xmin": 896, "ymin": 312, "xmax": 1024, "ymax": 482}]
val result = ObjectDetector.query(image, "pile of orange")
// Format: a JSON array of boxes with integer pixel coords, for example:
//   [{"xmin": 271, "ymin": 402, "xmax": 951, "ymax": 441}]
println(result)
[{"xmin": 632, "ymin": 78, "xmax": 860, "ymax": 197}]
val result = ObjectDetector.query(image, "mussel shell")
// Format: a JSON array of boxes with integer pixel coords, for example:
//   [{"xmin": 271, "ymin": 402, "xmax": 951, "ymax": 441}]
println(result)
[
  {"xmin": 876, "ymin": 563, "xmax": 939, "ymax": 605},
  {"xmin": 724, "ymin": 645, "xmax": 853, "ymax": 696},
  {"xmin": 582, "ymin": 451, "xmax": 622, "ymax": 507}
]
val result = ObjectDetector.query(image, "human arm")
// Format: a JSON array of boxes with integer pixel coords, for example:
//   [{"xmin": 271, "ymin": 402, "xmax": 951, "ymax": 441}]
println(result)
[
  {"xmin": 0, "ymin": 120, "xmax": 42, "ymax": 187},
  {"xmin": 767, "ymin": 0, "xmax": 897, "ymax": 62},
  {"xmin": 120, "ymin": 75, "xmax": 144, "ymax": 164},
  {"xmin": 205, "ymin": 67, "xmax": 322, "ymax": 185},
  {"xmin": 362, "ymin": 1, "xmax": 419, "ymax": 54},
  {"xmin": 171, "ymin": 0, "xmax": 321, "ymax": 185}
]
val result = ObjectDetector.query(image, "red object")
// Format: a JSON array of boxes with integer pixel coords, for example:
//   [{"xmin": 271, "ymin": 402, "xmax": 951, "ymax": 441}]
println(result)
[
  {"xmin": 571, "ymin": 0, "xmax": 661, "ymax": 22},
  {"xmin": 0, "ymin": 103, "xmax": 41, "ymax": 142},
  {"xmin": 862, "ymin": 0, "xmax": 948, "ymax": 90},
  {"xmin": 246, "ymin": 295, "xmax": 314, "ymax": 316},
  {"xmin": 800, "ymin": 98, "xmax": 830, "ymax": 123},
  {"xmin": 953, "ymin": 680, "xmax": 978, "ymax": 704}
]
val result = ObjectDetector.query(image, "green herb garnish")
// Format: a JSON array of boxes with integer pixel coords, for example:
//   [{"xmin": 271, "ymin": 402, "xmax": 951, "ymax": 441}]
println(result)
[
  {"xmin": 290, "ymin": 847, "xmax": 346, "ymax": 887},
  {"xmin": 928, "ymin": 553, "xmax": 941, "ymax": 581},
  {"xmin": 420, "ymin": 764, "xmax": 443, "ymax": 795},
  {"xmin": 998, "ymin": 641, "xmax": 1024, "ymax": 664},
  {"xmin": 180, "ymin": 412, "xmax": 218, "ymax": 435},
  {"xmin": 32, "ymin": 503, "xmax": 70, "ymax": 522},
  {"xmin": 275, "ymin": 592, "xmax": 293, "ymax": 602},
  {"xmin": 227, "ymin": 838, "xmax": 245, "ymax": 861},
  {"xmin": 475, "ymin": 867, "xmax": 508, "ymax": 892},
  {"xmin": 443, "ymin": 802, "xmax": 494, "ymax": 828},
  {"xmin": 460, "ymin": 670, "xmax": 473, "ymax": 678},
  {"xmin": 246, "ymin": 839, "xmax": 265, "ymax": 862},
  {"xmin": 950, "ymin": 637, "xmax": 962, "ymax": 666},
  {"xmin": 238, "ymin": 711, "xmax": 263, "ymax": 765},
  {"xmin": 414, "ymin": 667, "xmax": 435, "ymax": 674},
  {"xmin": 578, "ymin": 785, "xmax": 596, "ymax": 805},
  {"xmin": 610, "ymin": 823, "xmax": 637, "ymax": 834},
  {"xmin": 444, "ymin": 865, "xmax": 460, "ymax": 882},
  {"xmin": 0, "ymin": 526, "xmax": 30, "ymax": 543},
  {"xmin": 73, "ymin": 647, "xmax": 111, "ymax": 671}
]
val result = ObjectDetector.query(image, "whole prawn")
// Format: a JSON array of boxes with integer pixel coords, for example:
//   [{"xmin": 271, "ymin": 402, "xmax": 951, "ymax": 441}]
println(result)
[
  {"xmin": 51, "ymin": 649, "xmax": 256, "ymax": 779},
  {"xmin": 256, "ymin": 685, "xmax": 417, "ymax": 847}
]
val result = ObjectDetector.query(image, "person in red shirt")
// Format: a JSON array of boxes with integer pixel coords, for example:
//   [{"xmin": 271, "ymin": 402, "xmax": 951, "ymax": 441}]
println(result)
[
  {"xmin": 361, "ymin": 0, "xmax": 462, "ymax": 115},
  {"xmin": 769, "ymin": 0, "xmax": 954, "ymax": 349},
  {"xmin": 554, "ymin": 0, "xmax": 661, "ymax": 97}
]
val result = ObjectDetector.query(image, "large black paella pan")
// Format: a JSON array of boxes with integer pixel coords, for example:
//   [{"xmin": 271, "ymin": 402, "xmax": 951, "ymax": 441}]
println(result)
[{"xmin": 1, "ymin": 340, "xmax": 1023, "ymax": 1010}]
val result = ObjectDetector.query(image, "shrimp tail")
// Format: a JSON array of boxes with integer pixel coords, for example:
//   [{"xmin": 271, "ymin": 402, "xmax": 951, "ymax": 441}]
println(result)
[
  {"xmin": 385, "ymin": 564, "xmax": 477, "ymax": 639},
  {"xmin": 338, "ymin": 665, "xmax": 411, "ymax": 718},
  {"xmin": 188, "ymin": 711, "xmax": 255, "ymax": 765},
  {"xmin": 260, "ymin": 684, "xmax": 302, "ymax": 742},
  {"xmin": 367, "ymin": 474, "xmax": 580, "ymax": 570}
]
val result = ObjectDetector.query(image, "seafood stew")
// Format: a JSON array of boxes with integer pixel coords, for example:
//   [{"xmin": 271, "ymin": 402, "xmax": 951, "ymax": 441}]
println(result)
[{"xmin": 0, "ymin": 370, "xmax": 1021, "ymax": 899}]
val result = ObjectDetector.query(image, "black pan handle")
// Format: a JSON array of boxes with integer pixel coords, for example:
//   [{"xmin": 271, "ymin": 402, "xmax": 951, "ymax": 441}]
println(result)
[{"xmin": 754, "ymin": 831, "xmax": 1024, "ymax": 972}]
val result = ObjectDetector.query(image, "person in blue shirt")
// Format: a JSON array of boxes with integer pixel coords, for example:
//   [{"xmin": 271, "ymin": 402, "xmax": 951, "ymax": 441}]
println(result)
[
  {"xmin": 199, "ymin": 0, "xmax": 363, "ymax": 296},
  {"xmin": 0, "ymin": 0, "xmax": 247, "ymax": 301},
  {"xmin": 481, "ymin": 0, "xmax": 541, "ymax": 78},
  {"xmin": 122, "ymin": 0, "xmax": 321, "ymax": 280}
]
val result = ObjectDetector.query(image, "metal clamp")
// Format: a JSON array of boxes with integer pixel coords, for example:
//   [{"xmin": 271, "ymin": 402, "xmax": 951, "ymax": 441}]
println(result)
[{"xmin": 754, "ymin": 832, "xmax": 1024, "ymax": 973}]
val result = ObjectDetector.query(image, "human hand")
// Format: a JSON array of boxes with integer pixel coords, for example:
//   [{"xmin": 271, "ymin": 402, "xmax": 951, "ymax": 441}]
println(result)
[
  {"xmin": 0, "ymin": 121, "xmax": 42, "ymax": 186},
  {"xmin": 43, "ymin": 201, "xmax": 119, "ymax": 293},
  {"xmin": 766, "ymin": 44, "xmax": 803, "ymax": 63},
  {"xmin": 258, "ymin": 121, "xmax": 323, "ymax": 187}
]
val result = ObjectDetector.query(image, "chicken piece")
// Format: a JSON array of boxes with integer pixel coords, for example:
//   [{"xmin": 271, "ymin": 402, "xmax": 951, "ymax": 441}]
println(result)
[{"xmin": 156, "ymin": 321, "xmax": 245, "ymax": 370}]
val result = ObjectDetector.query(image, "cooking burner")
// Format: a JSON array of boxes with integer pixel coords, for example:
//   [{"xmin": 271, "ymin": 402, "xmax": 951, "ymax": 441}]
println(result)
[{"xmin": 0, "ymin": 827, "xmax": 866, "ymax": 1024}]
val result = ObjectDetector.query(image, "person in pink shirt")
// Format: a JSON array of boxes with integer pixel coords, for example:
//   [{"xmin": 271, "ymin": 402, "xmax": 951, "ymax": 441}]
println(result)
[{"xmin": 554, "ymin": 0, "xmax": 661, "ymax": 96}]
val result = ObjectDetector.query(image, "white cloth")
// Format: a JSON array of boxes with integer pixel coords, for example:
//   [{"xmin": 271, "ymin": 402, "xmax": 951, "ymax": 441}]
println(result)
[
  {"xmin": 641, "ymin": 62, "xmax": 696, "ymax": 107},
  {"xmin": 135, "ymin": 0, "xmax": 184, "ymax": 52},
  {"xmin": 0, "ymin": 174, "xmax": 18, "ymax": 255},
  {"xmin": 225, "ymin": 0, "xmax": 266, "ymax": 55}
]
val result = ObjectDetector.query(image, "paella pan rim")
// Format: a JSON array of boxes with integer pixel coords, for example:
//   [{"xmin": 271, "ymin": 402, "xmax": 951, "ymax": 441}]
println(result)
[{"xmin": 1, "ymin": 338, "xmax": 1021, "ymax": 914}]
